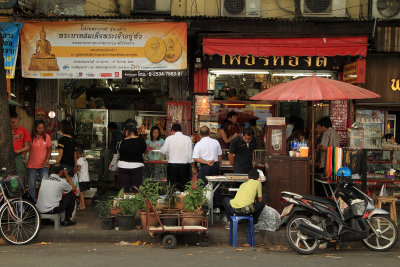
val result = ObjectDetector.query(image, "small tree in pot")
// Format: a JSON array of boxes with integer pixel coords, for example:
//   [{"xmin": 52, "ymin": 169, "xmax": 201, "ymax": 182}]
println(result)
[
  {"xmin": 110, "ymin": 188, "xmax": 124, "ymax": 216},
  {"xmin": 117, "ymin": 197, "xmax": 138, "ymax": 231},
  {"xmin": 182, "ymin": 179, "xmax": 208, "ymax": 226},
  {"xmin": 95, "ymin": 198, "xmax": 115, "ymax": 230},
  {"xmin": 160, "ymin": 182, "xmax": 179, "ymax": 226},
  {"xmin": 136, "ymin": 179, "xmax": 162, "ymax": 227}
]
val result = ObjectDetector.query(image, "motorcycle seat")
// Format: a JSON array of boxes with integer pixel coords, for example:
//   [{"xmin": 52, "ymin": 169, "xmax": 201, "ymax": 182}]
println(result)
[{"xmin": 302, "ymin": 195, "xmax": 336, "ymax": 206}]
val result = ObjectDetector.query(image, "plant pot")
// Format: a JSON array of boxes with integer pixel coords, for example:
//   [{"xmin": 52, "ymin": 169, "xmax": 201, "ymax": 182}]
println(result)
[
  {"xmin": 160, "ymin": 208, "xmax": 180, "ymax": 226},
  {"xmin": 99, "ymin": 216, "xmax": 115, "ymax": 230},
  {"xmin": 140, "ymin": 211, "xmax": 161, "ymax": 227},
  {"xmin": 117, "ymin": 214, "xmax": 136, "ymax": 230},
  {"xmin": 181, "ymin": 211, "xmax": 203, "ymax": 226},
  {"xmin": 110, "ymin": 207, "xmax": 121, "ymax": 216}
]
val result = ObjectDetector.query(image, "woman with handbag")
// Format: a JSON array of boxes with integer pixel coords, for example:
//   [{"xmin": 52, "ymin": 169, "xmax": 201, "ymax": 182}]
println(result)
[{"xmin": 117, "ymin": 123, "xmax": 147, "ymax": 193}]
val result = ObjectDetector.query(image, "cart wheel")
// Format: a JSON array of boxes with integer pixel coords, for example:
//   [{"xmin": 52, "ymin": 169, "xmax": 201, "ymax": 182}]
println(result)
[
  {"xmin": 198, "ymin": 235, "xmax": 209, "ymax": 247},
  {"xmin": 162, "ymin": 234, "xmax": 177, "ymax": 249}
]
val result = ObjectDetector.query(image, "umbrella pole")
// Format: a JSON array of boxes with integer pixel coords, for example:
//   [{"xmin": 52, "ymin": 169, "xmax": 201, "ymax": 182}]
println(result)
[{"xmin": 311, "ymin": 104, "xmax": 315, "ymax": 195}]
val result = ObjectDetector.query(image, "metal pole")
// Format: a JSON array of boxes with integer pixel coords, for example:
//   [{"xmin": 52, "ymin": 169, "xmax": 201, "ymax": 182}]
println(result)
[{"xmin": 311, "ymin": 103, "xmax": 315, "ymax": 195}]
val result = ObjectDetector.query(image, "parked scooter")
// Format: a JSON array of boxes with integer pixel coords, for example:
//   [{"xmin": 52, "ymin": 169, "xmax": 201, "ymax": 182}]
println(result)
[{"xmin": 280, "ymin": 167, "xmax": 398, "ymax": 255}]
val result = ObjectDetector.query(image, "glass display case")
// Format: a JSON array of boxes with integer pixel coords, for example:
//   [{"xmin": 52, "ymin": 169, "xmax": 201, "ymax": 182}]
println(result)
[
  {"xmin": 84, "ymin": 149, "xmax": 105, "ymax": 184},
  {"xmin": 143, "ymin": 150, "xmax": 168, "ymax": 182},
  {"xmin": 355, "ymin": 110, "xmax": 384, "ymax": 149},
  {"xmin": 347, "ymin": 127, "xmax": 364, "ymax": 149},
  {"xmin": 48, "ymin": 149, "xmax": 105, "ymax": 185},
  {"xmin": 135, "ymin": 111, "xmax": 167, "ymax": 139},
  {"xmin": 75, "ymin": 109, "xmax": 108, "ymax": 149},
  {"xmin": 365, "ymin": 149, "xmax": 400, "ymax": 179}
]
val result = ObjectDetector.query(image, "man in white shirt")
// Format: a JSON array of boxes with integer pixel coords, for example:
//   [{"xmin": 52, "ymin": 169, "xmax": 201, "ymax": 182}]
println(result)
[
  {"xmin": 161, "ymin": 123, "xmax": 193, "ymax": 191},
  {"xmin": 36, "ymin": 165, "xmax": 77, "ymax": 226},
  {"xmin": 193, "ymin": 126, "xmax": 222, "ymax": 183},
  {"xmin": 193, "ymin": 126, "xmax": 223, "ymax": 212}
]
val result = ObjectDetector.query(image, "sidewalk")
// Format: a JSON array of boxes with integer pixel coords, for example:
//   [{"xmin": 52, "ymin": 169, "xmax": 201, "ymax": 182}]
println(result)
[
  {"xmin": 36, "ymin": 205, "xmax": 400, "ymax": 249},
  {"xmin": 36, "ymin": 206, "xmax": 286, "ymax": 245}
]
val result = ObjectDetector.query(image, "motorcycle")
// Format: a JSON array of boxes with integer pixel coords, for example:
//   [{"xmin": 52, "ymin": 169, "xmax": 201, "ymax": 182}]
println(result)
[{"xmin": 280, "ymin": 167, "xmax": 398, "ymax": 255}]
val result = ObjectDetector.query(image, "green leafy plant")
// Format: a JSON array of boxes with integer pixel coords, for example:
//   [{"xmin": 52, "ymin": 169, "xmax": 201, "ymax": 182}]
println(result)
[
  {"xmin": 136, "ymin": 179, "xmax": 162, "ymax": 211},
  {"xmin": 94, "ymin": 198, "xmax": 113, "ymax": 217},
  {"xmin": 183, "ymin": 179, "xmax": 207, "ymax": 213},
  {"xmin": 116, "ymin": 188, "xmax": 124, "ymax": 199},
  {"xmin": 118, "ymin": 198, "xmax": 138, "ymax": 216}
]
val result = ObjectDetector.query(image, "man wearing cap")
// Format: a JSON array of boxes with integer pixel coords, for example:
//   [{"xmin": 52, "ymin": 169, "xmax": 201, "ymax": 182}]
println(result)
[{"xmin": 36, "ymin": 165, "xmax": 77, "ymax": 226}]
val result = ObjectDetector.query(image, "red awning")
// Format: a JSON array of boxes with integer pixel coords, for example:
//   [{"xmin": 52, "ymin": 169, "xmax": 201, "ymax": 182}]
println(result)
[{"xmin": 203, "ymin": 37, "xmax": 368, "ymax": 57}]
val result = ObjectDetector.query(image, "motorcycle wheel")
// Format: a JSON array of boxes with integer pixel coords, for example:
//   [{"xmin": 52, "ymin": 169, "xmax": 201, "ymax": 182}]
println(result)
[
  {"xmin": 286, "ymin": 215, "xmax": 319, "ymax": 255},
  {"xmin": 362, "ymin": 215, "xmax": 398, "ymax": 251}
]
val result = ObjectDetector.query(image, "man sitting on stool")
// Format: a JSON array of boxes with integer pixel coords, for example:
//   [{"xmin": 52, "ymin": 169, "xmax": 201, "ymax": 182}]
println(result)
[
  {"xmin": 36, "ymin": 165, "xmax": 77, "ymax": 226},
  {"xmin": 223, "ymin": 168, "xmax": 264, "ymax": 229}
]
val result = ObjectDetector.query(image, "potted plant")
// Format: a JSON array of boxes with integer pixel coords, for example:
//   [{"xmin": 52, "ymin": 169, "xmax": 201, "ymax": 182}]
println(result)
[
  {"xmin": 110, "ymin": 188, "xmax": 124, "ymax": 216},
  {"xmin": 117, "ymin": 197, "xmax": 138, "ymax": 231},
  {"xmin": 137, "ymin": 179, "xmax": 162, "ymax": 227},
  {"xmin": 160, "ymin": 182, "xmax": 179, "ymax": 226},
  {"xmin": 94, "ymin": 198, "xmax": 115, "ymax": 230},
  {"xmin": 181, "ymin": 179, "xmax": 208, "ymax": 226}
]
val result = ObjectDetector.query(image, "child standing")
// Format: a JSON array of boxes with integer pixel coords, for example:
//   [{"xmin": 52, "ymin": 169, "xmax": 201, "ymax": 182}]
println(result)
[{"xmin": 74, "ymin": 146, "xmax": 90, "ymax": 210}]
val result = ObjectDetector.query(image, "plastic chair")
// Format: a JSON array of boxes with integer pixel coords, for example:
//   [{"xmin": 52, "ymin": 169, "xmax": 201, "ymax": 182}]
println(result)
[{"xmin": 229, "ymin": 216, "xmax": 255, "ymax": 247}]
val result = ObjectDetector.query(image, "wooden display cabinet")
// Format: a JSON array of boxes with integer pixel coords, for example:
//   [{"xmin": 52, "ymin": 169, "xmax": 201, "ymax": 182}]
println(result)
[{"xmin": 266, "ymin": 125, "xmax": 286, "ymax": 155}]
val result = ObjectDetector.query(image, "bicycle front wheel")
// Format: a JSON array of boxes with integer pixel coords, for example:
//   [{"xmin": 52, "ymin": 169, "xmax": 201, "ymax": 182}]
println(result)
[{"xmin": 0, "ymin": 199, "xmax": 41, "ymax": 245}]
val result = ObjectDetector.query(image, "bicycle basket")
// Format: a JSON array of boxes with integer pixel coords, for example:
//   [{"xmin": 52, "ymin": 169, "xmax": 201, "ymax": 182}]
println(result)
[{"xmin": 4, "ymin": 175, "xmax": 24, "ymax": 198}]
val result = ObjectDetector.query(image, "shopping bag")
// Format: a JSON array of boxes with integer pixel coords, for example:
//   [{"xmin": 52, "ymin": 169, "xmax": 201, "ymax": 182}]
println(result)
[
  {"xmin": 109, "ymin": 141, "xmax": 121, "ymax": 172},
  {"xmin": 109, "ymin": 153, "xmax": 119, "ymax": 171}
]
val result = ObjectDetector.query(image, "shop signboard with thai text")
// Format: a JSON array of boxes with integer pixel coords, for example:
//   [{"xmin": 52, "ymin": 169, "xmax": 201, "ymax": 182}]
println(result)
[
  {"xmin": 204, "ymin": 55, "xmax": 343, "ymax": 70},
  {"xmin": 0, "ymin": 22, "xmax": 23, "ymax": 79},
  {"xmin": 343, "ymin": 59, "xmax": 366, "ymax": 84},
  {"xmin": 20, "ymin": 22, "xmax": 187, "ymax": 79}
]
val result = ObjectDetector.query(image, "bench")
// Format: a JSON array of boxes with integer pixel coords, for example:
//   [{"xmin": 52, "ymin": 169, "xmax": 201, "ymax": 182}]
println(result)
[{"xmin": 40, "ymin": 212, "xmax": 65, "ymax": 230}]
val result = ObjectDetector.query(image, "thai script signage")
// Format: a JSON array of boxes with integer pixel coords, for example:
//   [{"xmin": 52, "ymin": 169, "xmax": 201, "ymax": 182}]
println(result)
[
  {"xmin": 204, "ymin": 55, "xmax": 343, "ymax": 70},
  {"xmin": 343, "ymin": 59, "xmax": 366, "ymax": 84},
  {"xmin": 21, "ymin": 22, "xmax": 187, "ymax": 79},
  {"xmin": 0, "ymin": 22, "xmax": 23, "ymax": 79},
  {"xmin": 392, "ymin": 78, "xmax": 400, "ymax": 91}
]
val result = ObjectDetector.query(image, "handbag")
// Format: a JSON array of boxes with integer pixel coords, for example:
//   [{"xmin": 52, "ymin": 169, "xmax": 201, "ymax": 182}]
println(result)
[{"xmin": 108, "ymin": 141, "xmax": 121, "ymax": 171}]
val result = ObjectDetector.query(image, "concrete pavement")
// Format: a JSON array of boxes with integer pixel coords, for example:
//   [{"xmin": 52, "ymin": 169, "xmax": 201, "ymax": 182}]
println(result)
[
  {"xmin": 0, "ymin": 242, "xmax": 399, "ymax": 267},
  {"xmin": 33, "ymin": 205, "xmax": 400, "ymax": 250}
]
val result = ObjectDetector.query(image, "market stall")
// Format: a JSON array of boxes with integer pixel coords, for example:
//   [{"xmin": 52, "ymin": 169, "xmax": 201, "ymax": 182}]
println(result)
[{"xmin": 251, "ymin": 74, "xmax": 381, "ymax": 205}]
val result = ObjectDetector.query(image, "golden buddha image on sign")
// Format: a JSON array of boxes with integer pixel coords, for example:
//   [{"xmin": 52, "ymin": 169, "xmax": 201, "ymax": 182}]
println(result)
[
  {"xmin": 164, "ymin": 36, "xmax": 182, "ymax": 63},
  {"xmin": 28, "ymin": 26, "xmax": 59, "ymax": 71},
  {"xmin": 144, "ymin": 37, "xmax": 166, "ymax": 63}
]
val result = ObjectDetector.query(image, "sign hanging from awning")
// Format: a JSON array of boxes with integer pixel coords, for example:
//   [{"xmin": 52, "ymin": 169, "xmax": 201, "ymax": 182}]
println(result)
[
  {"xmin": 203, "ymin": 37, "xmax": 368, "ymax": 57},
  {"xmin": 21, "ymin": 22, "xmax": 187, "ymax": 79},
  {"xmin": 343, "ymin": 59, "xmax": 366, "ymax": 84},
  {"xmin": 1, "ymin": 22, "xmax": 23, "ymax": 79}
]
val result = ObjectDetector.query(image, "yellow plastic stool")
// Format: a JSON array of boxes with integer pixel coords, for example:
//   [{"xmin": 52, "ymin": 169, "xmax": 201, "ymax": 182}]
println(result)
[{"xmin": 375, "ymin": 196, "xmax": 397, "ymax": 225}]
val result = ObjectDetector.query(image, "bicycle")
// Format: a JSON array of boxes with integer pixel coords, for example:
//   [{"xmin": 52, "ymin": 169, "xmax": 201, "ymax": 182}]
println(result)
[{"xmin": 0, "ymin": 168, "xmax": 40, "ymax": 245}]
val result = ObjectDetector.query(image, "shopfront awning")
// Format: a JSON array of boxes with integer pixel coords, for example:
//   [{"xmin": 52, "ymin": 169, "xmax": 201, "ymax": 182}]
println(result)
[{"xmin": 203, "ymin": 36, "xmax": 368, "ymax": 57}]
